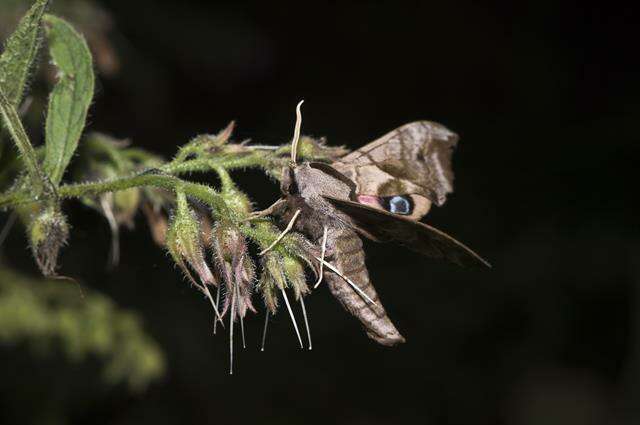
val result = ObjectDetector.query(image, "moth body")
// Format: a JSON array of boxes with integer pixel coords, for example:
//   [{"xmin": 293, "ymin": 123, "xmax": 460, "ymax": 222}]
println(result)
[
  {"xmin": 282, "ymin": 162, "xmax": 405, "ymax": 346},
  {"xmin": 273, "ymin": 120, "xmax": 489, "ymax": 347},
  {"xmin": 322, "ymin": 227, "xmax": 405, "ymax": 346}
]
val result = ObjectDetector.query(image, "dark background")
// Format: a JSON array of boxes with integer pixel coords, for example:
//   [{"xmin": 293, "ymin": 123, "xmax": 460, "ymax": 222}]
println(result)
[{"xmin": 2, "ymin": 0, "xmax": 640, "ymax": 424}]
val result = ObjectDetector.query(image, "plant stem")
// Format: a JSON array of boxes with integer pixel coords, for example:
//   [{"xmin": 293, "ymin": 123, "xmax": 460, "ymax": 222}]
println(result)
[
  {"xmin": 0, "ymin": 143, "xmax": 289, "ymax": 211},
  {"xmin": 0, "ymin": 170, "xmax": 229, "ymax": 214},
  {"xmin": 59, "ymin": 171, "xmax": 229, "ymax": 213},
  {"xmin": 0, "ymin": 89, "xmax": 47, "ymax": 195},
  {"xmin": 162, "ymin": 151, "xmax": 280, "ymax": 175}
]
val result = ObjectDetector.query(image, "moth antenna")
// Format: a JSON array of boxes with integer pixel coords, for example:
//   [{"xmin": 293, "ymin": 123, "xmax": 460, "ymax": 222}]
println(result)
[
  {"xmin": 314, "ymin": 226, "xmax": 328, "ymax": 288},
  {"xmin": 213, "ymin": 286, "xmax": 221, "ymax": 334},
  {"xmin": 258, "ymin": 209, "xmax": 301, "ymax": 256},
  {"xmin": 260, "ymin": 311, "xmax": 269, "ymax": 351},
  {"xmin": 237, "ymin": 282, "xmax": 246, "ymax": 349},
  {"xmin": 313, "ymin": 256, "xmax": 377, "ymax": 306},
  {"xmin": 300, "ymin": 296, "xmax": 312, "ymax": 350},
  {"xmin": 229, "ymin": 281, "xmax": 237, "ymax": 375},
  {"xmin": 99, "ymin": 196, "xmax": 120, "ymax": 268},
  {"xmin": 290, "ymin": 100, "xmax": 305, "ymax": 164},
  {"xmin": 281, "ymin": 288, "xmax": 303, "ymax": 349}
]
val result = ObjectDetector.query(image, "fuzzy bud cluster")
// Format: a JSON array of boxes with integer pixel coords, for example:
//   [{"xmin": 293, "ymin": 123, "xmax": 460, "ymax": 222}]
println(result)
[{"xmin": 212, "ymin": 221, "xmax": 255, "ymax": 321}]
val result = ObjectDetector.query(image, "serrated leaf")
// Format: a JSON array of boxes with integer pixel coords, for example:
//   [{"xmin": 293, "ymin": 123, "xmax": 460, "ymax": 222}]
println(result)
[
  {"xmin": 42, "ymin": 14, "xmax": 94, "ymax": 186},
  {"xmin": 0, "ymin": 0, "xmax": 50, "ymax": 110}
]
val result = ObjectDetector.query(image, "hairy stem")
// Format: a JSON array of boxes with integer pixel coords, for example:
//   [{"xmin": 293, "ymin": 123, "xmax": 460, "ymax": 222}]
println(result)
[
  {"xmin": 162, "ymin": 151, "xmax": 281, "ymax": 175},
  {"xmin": 0, "ymin": 89, "xmax": 47, "ymax": 195},
  {"xmin": 0, "ymin": 170, "xmax": 231, "ymax": 216}
]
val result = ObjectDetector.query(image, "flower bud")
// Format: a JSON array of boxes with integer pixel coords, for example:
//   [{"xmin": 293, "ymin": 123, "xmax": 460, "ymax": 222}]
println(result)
[
  {"xmin": 220, "ymin": 188, "xmax": 251, "ymax": 217},
  {"xmin": 112, "ymin": 187, "xmax": 141, "ymax": 228},
  {"xmin": 258, "ymin": 252, "xmax": 287, "ymax": 313},
  {"xmin": 212, "ymin": 221, "xmax": 244, "ymax": 264},
  {"xmin": 165, "ymin": 193, "xmax": 215, "ymax": 286},
  {"xmin": 28, "ymin": 205, "xmax": 69, "ymax": 276},
  {"xmin": 296, "ymin": 136, "xmax": 349, "ymax": 161},
  {"xmin": 282, "ymin": 255, "xmax": 309, "ymax": 299},
  {"xmin": 258, "ymin": 271, "xmax": 278, "ymax": 313},
  {"xmin": 212, "ymin": 221, "xmax": 255, "ymax": 320}
]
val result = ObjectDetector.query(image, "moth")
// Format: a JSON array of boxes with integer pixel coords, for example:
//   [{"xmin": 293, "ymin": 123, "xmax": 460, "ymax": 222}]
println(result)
[{"xmin": 262, "ymin": 103, "xmax": 490, "ymax": 346}]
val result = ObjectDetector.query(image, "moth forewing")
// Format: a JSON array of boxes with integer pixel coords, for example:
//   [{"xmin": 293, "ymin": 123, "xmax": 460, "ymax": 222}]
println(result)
[{"xmin": 331, "ymin": 121, "xmax": 459, "ymax": 218}]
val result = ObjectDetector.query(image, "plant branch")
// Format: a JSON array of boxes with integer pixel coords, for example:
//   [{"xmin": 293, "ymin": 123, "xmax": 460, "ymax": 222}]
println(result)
[
  {"xmin": 58, "ymin": 171, "xmax": 230, "ymax": 215},
  {"xmin": 0, "ymin": 170, "xmax": 231, "ymax": 214},
  {"xmin": 0, "ymin": 89, "xmax": 48, "ymax": 195}
]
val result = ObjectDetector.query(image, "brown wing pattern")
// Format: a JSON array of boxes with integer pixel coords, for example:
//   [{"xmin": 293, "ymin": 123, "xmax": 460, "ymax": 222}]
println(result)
[
  {"xmin": 332, "ymin": 121, "xmax": 458, "ymax": 214},
  {"xmin": 325, "ymin": 196, "xmax": 491, "ymax": 269}
]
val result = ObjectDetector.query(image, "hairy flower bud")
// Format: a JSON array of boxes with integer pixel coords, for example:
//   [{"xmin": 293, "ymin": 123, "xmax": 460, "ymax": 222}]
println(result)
[
  {"xmin": 165, "ymin": 192, "xmax": 215, "ymax": 286},
  {"xmin": 296, "ymin": 136, "xmax": 349, "ymax": 161},
  {"xmin": 212, "ymin": 221, "xmax": 255, "ymax": 320},
  {"xmin": 283, "ymin": 255, "xmax": 309, "ymax": 299},
  {"xmin": 28, "ymin": 205, "xmax": 69, "ymax": 276},
  {"xmin": 258, "ymin": 252, "xmax": 287, "ymax": 313},
  {"xmin": 111, "ymin": 187, "xmax": 141, "ymax": 228}
]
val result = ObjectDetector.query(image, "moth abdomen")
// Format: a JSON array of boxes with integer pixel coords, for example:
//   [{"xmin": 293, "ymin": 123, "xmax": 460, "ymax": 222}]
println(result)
[{"xmin": 323, "ymin": 228, "xmax": 403, "ymax": 346}]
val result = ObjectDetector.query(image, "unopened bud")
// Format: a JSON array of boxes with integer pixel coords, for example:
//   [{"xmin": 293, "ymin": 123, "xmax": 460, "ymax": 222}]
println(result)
[
  {"xmin": 166, "ymin": 192, "xmax": 215, "ymax": 286},
  {"xmin": 112, "ymin": 187, "xmax": 141, "ymax": 228},
  {"xmin": 296, "ymin": 136, "xmax": 349, "ymax": 161},
  {"xmin": 258, "ymin": 271, "xmax": 279, "ymax": 313},
  {"xmin": 220, "ymin": 188, "xmax": 251, "ymax": 217},
  {"xmin": 28, "ymin": 205, "xmax": 69, "ymax": 276},
  {"xmin": 212, "ymin": 221, "xmax": 245, "ymax": 263},
  {"xmin": 212, "ymin": 221, "xmax": 255, "ymax": 319},
  {"xmin": 283, "ymin": 255, "xmax": 309, "ymax": 299},
  {"xmin": 258, "ymin": 252, "xmax": 287, "ymax": 313}
]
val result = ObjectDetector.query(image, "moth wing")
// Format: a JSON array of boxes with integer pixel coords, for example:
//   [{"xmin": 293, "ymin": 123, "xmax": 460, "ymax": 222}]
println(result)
[
  {"xmin": 325, "ymin": 196, "xmax": 490, "ymax": 269},
  {"xmin": 332, "ymin": 121, "xmax": 458, "ymax": 219}
]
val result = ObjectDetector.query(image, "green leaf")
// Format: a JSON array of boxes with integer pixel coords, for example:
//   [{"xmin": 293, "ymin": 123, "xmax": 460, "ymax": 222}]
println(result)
[
  {"xmin": 42, "ymin": 14, "xmax": 94, "ymax": 186},
  {"xmin": 0, "ymin": 0, "xmax": 50, "ymax": 109}
]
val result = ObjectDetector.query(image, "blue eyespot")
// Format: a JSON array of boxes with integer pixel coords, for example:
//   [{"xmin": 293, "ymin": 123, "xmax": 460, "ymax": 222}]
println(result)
[{"xmin": 382, "ymin": 195, "xmax": 413, "ymax": 215}]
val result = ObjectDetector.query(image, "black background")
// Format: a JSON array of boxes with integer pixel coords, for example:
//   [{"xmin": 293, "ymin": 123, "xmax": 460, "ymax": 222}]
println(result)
[{"xmin": 2, "ymin": 0, "xmax": 640, "ymax": 424}]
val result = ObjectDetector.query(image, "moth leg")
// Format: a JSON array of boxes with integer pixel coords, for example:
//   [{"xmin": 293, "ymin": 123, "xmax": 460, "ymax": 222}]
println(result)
[
  {"xmin": 242, "ymin": 198, "xmax": 286, "ymax": 221},
  {"xmin": 258, "ymin": 209, "xmax": 301, "ymax": 255},
  {"xmin": 313, "ymin": 255, "xmax": 377, "ymax": 306},
  {"xmin": 281, "ymin": 288, "xmax": 304, "ymax": 349},
  {"xmin": 313, "ymin": 226, "xmax": 329, "ymax": 288}
]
